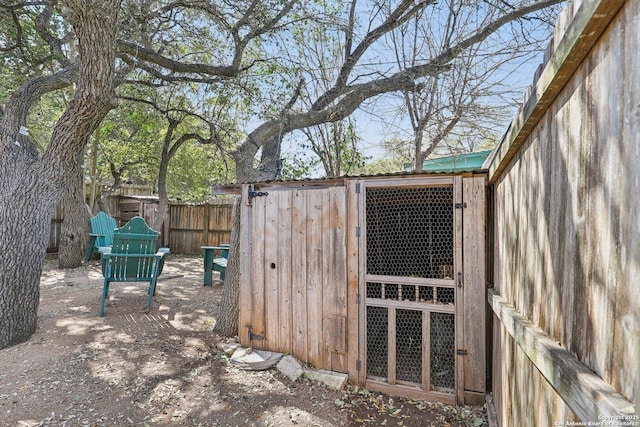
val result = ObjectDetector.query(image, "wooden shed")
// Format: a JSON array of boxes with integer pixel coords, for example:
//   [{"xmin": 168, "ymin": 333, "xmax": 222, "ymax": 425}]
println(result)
[{"xmin": 230, "ymin": 172, "xmax": 487, "ymax": 405}]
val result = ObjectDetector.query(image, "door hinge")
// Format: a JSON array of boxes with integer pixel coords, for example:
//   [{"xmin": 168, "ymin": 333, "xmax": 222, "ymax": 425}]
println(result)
[
  {"xmin": 356, "ymin": 293, "xmax": 361, "ymax": 305},
  {"xmin": 247, "ymin": 184, "xmax": 269, "ymax": 206},
  {"xmin": 356, "ymin": 360, "xmax": 362, "ymax": 371},
  {"xmin": 355, "ymin": 183, "xmax": 361, "ymax": 193},
  {"xmin": 455, "ymin": 202, "xmax": 467, "ymax": 209},
  {"xmin": 457, "ymin": 272, "xmax": 463, "ymax": 289},
  {"xmin": 248, "ymin": 327, "xmax": 266, "ymax": 343},
  {"xmin": 456, "ymin": 349, "xmax": 468, "ymax": 356},
  {"xmin": 356, "ymin": 226, "xmax": 361, "ymax": 237}
]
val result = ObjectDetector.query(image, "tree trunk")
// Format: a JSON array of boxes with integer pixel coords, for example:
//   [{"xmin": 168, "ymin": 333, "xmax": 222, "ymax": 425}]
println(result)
[
  {"xmin": 216, "ymin": 135, "xmax": 283, "ymax": 337},
  {"xmin": 58, "ymin": 162, "xmax": 92, "ymax": 268},
  {"xmin": 214, "ymin": 196, "xmax": 241, "ymax": 337},
  {"xmin": 414, "ymin": 132, "xmax": 424, "ymax": 171},
  {"xmin": 88, "ymin": 127, "xmax": 100, "ymax": 214},
  {"xmin": 0, "ymin": 189, "xmax": 53, "ymax": 347},
  {"xmin": 152, "ymin": 135, "xmax": 171, "ymax": 233},
  {"xmin": 0, "ymin": 0, "xmax": 120, "ymax": 349}
]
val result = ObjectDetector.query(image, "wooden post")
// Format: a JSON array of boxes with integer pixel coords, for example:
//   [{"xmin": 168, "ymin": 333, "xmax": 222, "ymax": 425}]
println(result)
[
  {"xmin": 453, "ymin": 175, "xmax": 465, "ymax": 404},
  {"xmin": 202, "ymin": 202, "xmax": 210, "ymax": 246},
  {"xmin": 462, "ymin": 175, "xmax": 486, "ymax": 404},
  {"xmin": 346, "ymin": 180, "xmax": 361, "ymax": 382}
]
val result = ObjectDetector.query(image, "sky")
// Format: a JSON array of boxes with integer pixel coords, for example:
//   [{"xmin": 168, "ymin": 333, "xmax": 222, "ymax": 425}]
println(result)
[{"xmin": 280, "ymin": 42, "xmax": 552, "ymax": 171}]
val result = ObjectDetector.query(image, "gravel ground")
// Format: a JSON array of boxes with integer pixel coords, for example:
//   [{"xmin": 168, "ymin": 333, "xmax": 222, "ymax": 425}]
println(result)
[{"xmin": 0, "ymin": 254, "xmax": 486, "ymax": 426}]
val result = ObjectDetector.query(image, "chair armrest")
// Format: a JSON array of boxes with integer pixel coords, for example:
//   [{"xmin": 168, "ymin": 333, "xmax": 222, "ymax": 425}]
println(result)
[
  {"xmin": 202, "ymin": 245, "xmax": 229, "ymax": 257},
  {"xmin": 89, "ymin": 233, "xmax": 105, "ymax": 238},
  {"xmin": 98, "ymin": 246, "xmax": 112, "ymax": 255}
]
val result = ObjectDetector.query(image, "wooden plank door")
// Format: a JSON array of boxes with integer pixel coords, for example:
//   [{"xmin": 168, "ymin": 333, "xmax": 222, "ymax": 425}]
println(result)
[{"xmin": 238, "ymin": 186, "xmax": 348, "ymax": 372}]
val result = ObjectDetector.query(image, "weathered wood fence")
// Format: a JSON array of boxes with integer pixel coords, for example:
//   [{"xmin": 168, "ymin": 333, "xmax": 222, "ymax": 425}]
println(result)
[
  {"xmin": 49, "ymin": 197, "xmax": 234, "ymax": 254},
  {"xmin": 168, "ymin": 201, "xmax": 233, "ymax": 253},
  {"xmin": 484, "ymin": 0, "xmax": 638, "ymax": 424}
]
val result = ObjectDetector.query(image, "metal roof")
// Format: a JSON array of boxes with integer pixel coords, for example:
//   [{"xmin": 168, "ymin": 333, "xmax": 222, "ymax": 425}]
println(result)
[
  {"xmin": 405, "ymin": 150, "xmax": 494, "ymax": 173},
  {"xmin": 211, "ymin": 167, "xmax": 487, "ymax": 195}
]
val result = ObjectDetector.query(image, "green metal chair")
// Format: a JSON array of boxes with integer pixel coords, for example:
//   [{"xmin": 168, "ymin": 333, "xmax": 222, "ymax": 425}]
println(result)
[
  {"xmin": 85, "ymin": 211, "xmax": 117, "ymax": 261},
  {"xmin": 99, "ymin": 216, "xmax": 170, "ymax": 316}
]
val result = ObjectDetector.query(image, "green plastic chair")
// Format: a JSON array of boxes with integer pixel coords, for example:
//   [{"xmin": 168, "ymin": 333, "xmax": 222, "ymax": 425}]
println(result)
[
  {"xmin": 85, "ymin": 211, "xmax": 117, "ymax": 261},
  {"xmin": 99, "ymin": 216, "xmax": 170, "ymax": 316}
]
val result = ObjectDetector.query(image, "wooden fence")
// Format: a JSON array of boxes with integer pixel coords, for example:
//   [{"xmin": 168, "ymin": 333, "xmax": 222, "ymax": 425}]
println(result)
[
  {"xmin": 49, "ymin": 197, "xmax": 234, "ymax": 254},
  {"xmin": 237, "ymin": 174, "xmax": 488, "ymax": 405},
  {"xmin": 168, "ymin": 201, "xmax": 234, "ymax": 253},
  {"xmin": 484, "ymin": 0, "xmax": 638, "ymax": 424}
]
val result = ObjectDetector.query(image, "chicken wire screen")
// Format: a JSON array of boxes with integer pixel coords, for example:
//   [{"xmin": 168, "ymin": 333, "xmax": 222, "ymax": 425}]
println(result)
[
  {"xmin": 364, "ymin": 184, "xmax": 456, "ymax": 394},
  {"xmin": 430, "ymin": 312, "xmax": 455, "ymax": 391},
  {"xmin": 365, "ymin": 186, "xmax": 454, "ymax": 278},
  {"xmin": 365, "ymin": 308, "xmax": 456, "ymax": 391}
]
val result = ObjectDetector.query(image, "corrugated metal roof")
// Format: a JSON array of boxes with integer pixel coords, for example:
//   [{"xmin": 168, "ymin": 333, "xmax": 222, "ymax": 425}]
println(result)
[
  {"xmin": 404, "ymin": 150, "xmax": 493, "ymax": 173},
  {"xmin": 211, "ymin": 167, "xmax": 487, "ymax": 194}
]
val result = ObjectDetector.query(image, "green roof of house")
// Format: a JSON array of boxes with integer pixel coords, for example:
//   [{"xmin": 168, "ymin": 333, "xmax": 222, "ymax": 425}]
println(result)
[{"xmin": 405, "ymin": 150, "xmax": 492, "ymax": 173}]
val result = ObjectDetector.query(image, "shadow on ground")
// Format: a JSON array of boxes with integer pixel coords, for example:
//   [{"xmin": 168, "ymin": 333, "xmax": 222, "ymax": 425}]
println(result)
[{"xmin": 0, "ymin": 255, "xmax": 486, "ymax": 426}]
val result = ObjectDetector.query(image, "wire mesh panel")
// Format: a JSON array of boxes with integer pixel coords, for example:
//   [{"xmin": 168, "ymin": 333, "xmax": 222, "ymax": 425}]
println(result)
[
  {"xmin": 396, "ymin": 309, "xmax": 423, "ymax": 384},
  {"xmin": 363, "ymin": 183, "xmax": 457, "ymax": 398},
  {"xmin": 365, "ymin": 186, "xmax": 453, "ymax": 278},
  {"xmin": 430, "ymin": 312, "xmax": 455, "ymax": 391},
  {"xmin": 366, "ymin": 306, "xmax": 388, "ymax": 379}
]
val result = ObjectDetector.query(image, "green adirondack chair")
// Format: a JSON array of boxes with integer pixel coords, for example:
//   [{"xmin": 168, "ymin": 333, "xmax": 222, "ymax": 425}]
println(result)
[
  {"xmin": 99, "ymin": 216, "xmax": 170, "ymax": 317},
  {"xmin": 85, "ymin": 211, "xmax": 117, "ymax": 261}
]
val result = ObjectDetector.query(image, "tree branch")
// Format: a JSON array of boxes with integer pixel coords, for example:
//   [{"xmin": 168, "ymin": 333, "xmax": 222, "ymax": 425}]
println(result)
[
  {"xmin": 117, "ymin": 40, "xmax": 241, "ymax": 78},
  {"xmin": 236, "ymin": 0, "xmax": 564, "ymax": 181},
  {"xmin": 312, "ymin": 0, "xmax": 434, "ymax": 111}
]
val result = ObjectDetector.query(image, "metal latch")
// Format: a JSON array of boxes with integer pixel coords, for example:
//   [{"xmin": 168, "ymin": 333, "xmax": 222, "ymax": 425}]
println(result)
[{"xmin": 457, "ymin": 349, "xmax": 468, "ymax": 355}]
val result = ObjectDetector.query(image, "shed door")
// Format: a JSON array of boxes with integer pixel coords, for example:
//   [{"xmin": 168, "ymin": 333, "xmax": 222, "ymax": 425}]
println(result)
[
  {"xmin": 238, "ymin": 186, "xmax": 348, "ymax": 373},
  {"xmin": 359, "ymin": 177, "xmax": 464, "ymax": 404}
]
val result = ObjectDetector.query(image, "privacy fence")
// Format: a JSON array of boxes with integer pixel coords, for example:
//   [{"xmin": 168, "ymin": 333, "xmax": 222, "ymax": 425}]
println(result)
[
  {"xmin": 49, "ymin": 195, "xmax": 234, "ymax": 254},
  {"xmin": 484, "ymin": 0, "xmax": 638, "ymax": 424}
]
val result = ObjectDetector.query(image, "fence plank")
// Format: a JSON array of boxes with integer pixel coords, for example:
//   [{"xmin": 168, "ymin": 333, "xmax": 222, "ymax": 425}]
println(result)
[
  {"xmin": 291, "ymin": 190, "xmax": 309, "ymax": 361},
  {"xmin": 489, "ymin": 289, "xmax": 635, "ymax": 420},
  {"xmin": 346, "ymin": 180, "xmax": 361, "ymax": 382},
  {"xmin": 250, "ymin": 195, "xmax": 267, "ymax": 347},
  {"xmin": 306, "ymin": 190, "xmax": 324, "ymax": 368},
  {"xmin": 462, "ymin": 176, "xmax": 486, "ymax": 395},
  {"xmin": 264, "ymin": 194, "xmax": 279, "ymax": 349},
  {"xmin": 277, "ymin": 191, "xmax": 293, "ymax": 354},
  {"xmin": 328, "ymin": 187, "xmax": 348, "ymax": 372}
]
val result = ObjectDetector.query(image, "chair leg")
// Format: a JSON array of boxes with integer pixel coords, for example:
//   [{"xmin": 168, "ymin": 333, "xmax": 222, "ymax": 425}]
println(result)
[
  {"xmin": 85, "ymin": 236, "xmax": 97, "ymax": 261},
  {"xmin": 203, "ymin": 248, "xmax": 213, "ymax": 286},
  {"xmin": 100, "ymin": 279, "xmax": 110, "ymax": 317},
  {"xmin": 147, "ymin": 278, "xmax": 158, "ymax": 310},
  {"xmin": 85, "ymin": 245, "xmax": 97, "ymax": 262}
]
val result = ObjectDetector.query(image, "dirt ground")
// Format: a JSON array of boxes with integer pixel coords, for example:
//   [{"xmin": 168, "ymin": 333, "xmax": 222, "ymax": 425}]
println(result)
[{"xmin": 0, "ymin": 254, "xmax": 487, "ymax": 426}]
